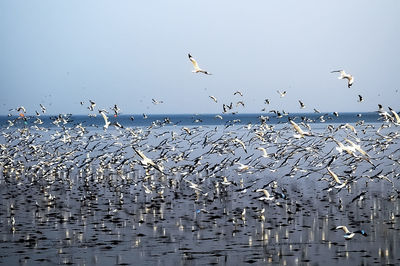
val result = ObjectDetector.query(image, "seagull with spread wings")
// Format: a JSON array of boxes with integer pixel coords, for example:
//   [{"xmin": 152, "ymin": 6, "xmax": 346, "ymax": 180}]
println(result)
[
  {"xmin": 331, "ymin": 70, "xmax": 354, "ymax": 88},
  {"xmin": 188, "ymin": 53, "xmax": 212, "ymax": 75}
]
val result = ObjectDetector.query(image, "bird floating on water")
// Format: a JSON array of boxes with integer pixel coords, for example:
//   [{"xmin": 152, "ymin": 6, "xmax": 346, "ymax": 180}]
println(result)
[{"xmin": 188, "ymin": 53, "xmax": 212, "ymax": 75}]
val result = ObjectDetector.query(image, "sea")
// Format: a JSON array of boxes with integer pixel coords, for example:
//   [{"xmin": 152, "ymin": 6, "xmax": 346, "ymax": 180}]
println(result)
[{"xmin": 0, "ymin": 112, "xmax": 399, "ymax": 265}]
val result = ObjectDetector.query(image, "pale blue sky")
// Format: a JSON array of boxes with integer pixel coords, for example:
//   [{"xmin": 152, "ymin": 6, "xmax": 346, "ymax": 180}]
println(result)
[{"xmin": 1, "ymin": 1, "xmax": 399, "ymax": 115}]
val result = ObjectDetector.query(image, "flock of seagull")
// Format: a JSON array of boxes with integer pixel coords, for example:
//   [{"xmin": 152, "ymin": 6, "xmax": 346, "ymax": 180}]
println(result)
[{"xmin": 0, "ymin": 53, "xmax": 399, "ymax": 264}]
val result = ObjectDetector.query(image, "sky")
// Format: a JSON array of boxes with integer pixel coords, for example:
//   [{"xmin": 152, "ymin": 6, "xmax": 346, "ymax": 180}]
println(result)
[{"xmin": 1, "ymin": 0, "xmax": 399, "ymax": 115}]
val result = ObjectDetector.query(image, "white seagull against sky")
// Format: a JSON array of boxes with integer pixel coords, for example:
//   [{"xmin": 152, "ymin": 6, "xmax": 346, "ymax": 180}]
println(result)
[
  {"xmin": 188, "ymin": 53, "xmax": 212, "ymax": 75},
  {"xmin": 277, "ymin": 90, "xmax": 287, "ymax": 98},
  {"xmin": 331, "ymin": 70, "xmax": 354, "ymax": 88}
]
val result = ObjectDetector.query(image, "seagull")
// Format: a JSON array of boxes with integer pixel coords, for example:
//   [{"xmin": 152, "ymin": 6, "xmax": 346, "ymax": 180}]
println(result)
[
  {"xmin": 88, "ymin": 100, "xmax": 96, "ymax": 111},
  {"xmin": 236, "ymin": 101, "xmax": 245, "ymax": 107},
  {"xmin": 188, "ymin": 53, "xmax": 212, "ymax": 75},
  {"xmin": 388, "ymin": 107, "xmax": 400, "ymax": 124},
  {"xmin": 256, "ymin": 147, "xmax": 268, "ymax": 158},
  {"xmin": 235, "ymin": 162, "xmax": 250, "ymax": 172},
  {"xmin": 233, "ymin": 137, "xmax": 247, "ymax": 153},
  {"xmin": 358, "ymin": 95, "xmax": 364, "ymax": 102},
  {"xmin": 327, "ymin": 167, "xmax": 342, "ymax": 185},
  {"xmin": 335, "ymin": 226, "xmax": 367, "ymax": 240},
  {"xmin": 277, "ymin": 90, "xmax": 287, "ymax": 97},
  {"xmin": 264, "ymin": 99, "xmax": 270, "ymax": 105},
  {"xmin": 152, "ymin": 98, "xmax": 164, "ymax": 105},
  {"xmin": 132, "ymin": 146, "xmax": 164, "ymax": 174},
  {"xmin": 289, "ymin": 120, "xmax": 312, "ymax": 138},
  {"xmin": 16, "ymin": 106, "xmax": 26, "ymax": 113},
  {"xmin": 39, "ymin": 104, "xmax": 46, "ymax": 113},
  {"xmin": 99, "ymin": 110, "xmax": 111, "ymax": 129},
  {"xmin": 256, "ymin": 189, "xmax": 274, "ymax": 201},
  {"xmin": 234, "ymin": 91, "xmax": 243, "ymax": 97},
  {"xmin": 111, "ymin": 104, "xmax": 120, "ymax": 116},
  {"xmin": 209, "ymin": 96, "xmax": 218, "ymax": 103},
  {"xmin": 344, "ymin": 138, "xmax": 369, "ymax": 157},
  {"xmin": 221, "ymin": 176, "xmax": 232, "ymax": 186},
  {"xmin": 299, "ymin": 100, "xmax": 305, "ymax": 109},
  {"xmin": 331, "ymin": 70, "xmax": 354, "ymax": 88}
]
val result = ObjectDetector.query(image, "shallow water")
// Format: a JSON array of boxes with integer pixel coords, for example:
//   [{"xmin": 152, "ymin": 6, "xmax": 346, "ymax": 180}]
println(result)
[{"xmin": 1, "ymin": 116, "xmax": 399, "ymax": 265}]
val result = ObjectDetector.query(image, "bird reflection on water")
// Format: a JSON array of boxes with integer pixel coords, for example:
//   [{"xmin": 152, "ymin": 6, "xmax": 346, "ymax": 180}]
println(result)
[{"xmin": 0, "ymin": 112, "xmax": 400, "ymax": 265}]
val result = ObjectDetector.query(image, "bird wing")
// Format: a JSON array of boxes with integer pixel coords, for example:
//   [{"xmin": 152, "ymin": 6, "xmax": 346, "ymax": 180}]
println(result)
[
  {"xmin": 100, "ymin": 111, "xmax": 109, "ymax": 124},
  {"xmin": 188, "ymin": 54, "xmax": 201, "ymax": 70}
]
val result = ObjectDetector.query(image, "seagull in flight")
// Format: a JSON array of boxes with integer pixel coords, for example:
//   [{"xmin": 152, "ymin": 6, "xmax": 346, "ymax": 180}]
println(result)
[
  {"xmin": 209, "ymin": 96, "xmax": 218, "ymax": 103},
  {"xmin": 152, "ymin": 98, "xmax": 164, "ymax": 105},
  {"xmin": 331, "ymin": 70, "xmax": 354, "ymax": 88},
  {"xmin": 298, "ymin": 100, "xmax": 305, "ymax": 109},
  {"xmin": 188, "ymin": 53, "xmax": 212, "ymax": 75},
  {"xmin": 99, "ymin": 110, "xmax": 111, "ymax": 130},
  {"xmin": 277, "ymin": 90, "xmax": 287, "ymax": 98},
  {"xmin": 335, "ymin": 225, "xmax": 367, "ymax": 240},
  {"xmin": 234, "ymin": 91, "xmax": 243, "ymax": 97}
]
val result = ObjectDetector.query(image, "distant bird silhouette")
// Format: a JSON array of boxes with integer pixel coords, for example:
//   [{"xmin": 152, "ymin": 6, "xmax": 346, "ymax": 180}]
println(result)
[{"xmin": 277, "ymin": 90, "xmax": 287, "ymax": 97}]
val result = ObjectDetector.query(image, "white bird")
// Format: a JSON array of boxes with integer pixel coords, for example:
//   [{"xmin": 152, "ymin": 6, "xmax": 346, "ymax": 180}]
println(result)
[
  {"xmin": 152, "ymin": 98, "xmax": 164, "ymax": 105},
  {"xmin": 256, "ymin": 189, "xmax": 274, "ymax": 201},
  {"xmin": 289, "ymin": 120, "xmax": 312, "ymax": 138},
  {"xmin": 336, "ymin": 226, "xmax": 367, "ymax": 240},
  {"xmin": 88, "ymin": 100, "xmax": 96, "ymax": 111},
  {"xmin": 331, "ymin": 70, "xmax": 354, "ymax": 88},
  {"xmin": 377, "ymin": 104, "xmax": 393, "ymax": 121},
  {"xmin": 388, "ymin": 107, "xmax": 400, "ymax": 124},
  {"xmin": 235, "ymin": 162, "xmax": 250, "ymax": 172},
  {"xmin": 221, "ymin": 176, "xmax": 232, "ymax": 186},
  {"xmin": 256, "ymin": 147, "xmax": 268, "ymax": 158},
  {"xmin": 188, "ymin": 53, "xmax": 212, "ymax": 75},
  {"xmin": 277, "ymin": 90, "xmax": 287, "ymax": 97},
  {"xmin": 299, "ymin": 100, "xmax": 305, "ymax": 109},
  {"xmin": 232, "ymin": 137, "xmax": 247, "ymax": 153},
  {"xmin": 344, "ymin": 138, "xmax": 369, "ymax": 157},
  {"xmin": 16, "ymin": 106, "xmax": 26, "ymax": 113},
  {"xmin": 99, "ymin": 110, "xmax": 111, "ymax": 129},
  {"xmin": 327, "ymin": 167, "xmax": 342, "ymax": 184},
  {"xmin": 132, "ymin": 146, "xmax": 164, "ymax": 173},
  {"xmin": 209, "ymin": 96, "xmax": 218, "ymax": 103}
]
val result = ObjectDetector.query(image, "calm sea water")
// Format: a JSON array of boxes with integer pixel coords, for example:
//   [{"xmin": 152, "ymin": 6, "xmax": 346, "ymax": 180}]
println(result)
[{"xmin": 0, "ymin": 112, "xmax": 380, "ymax": 128}]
